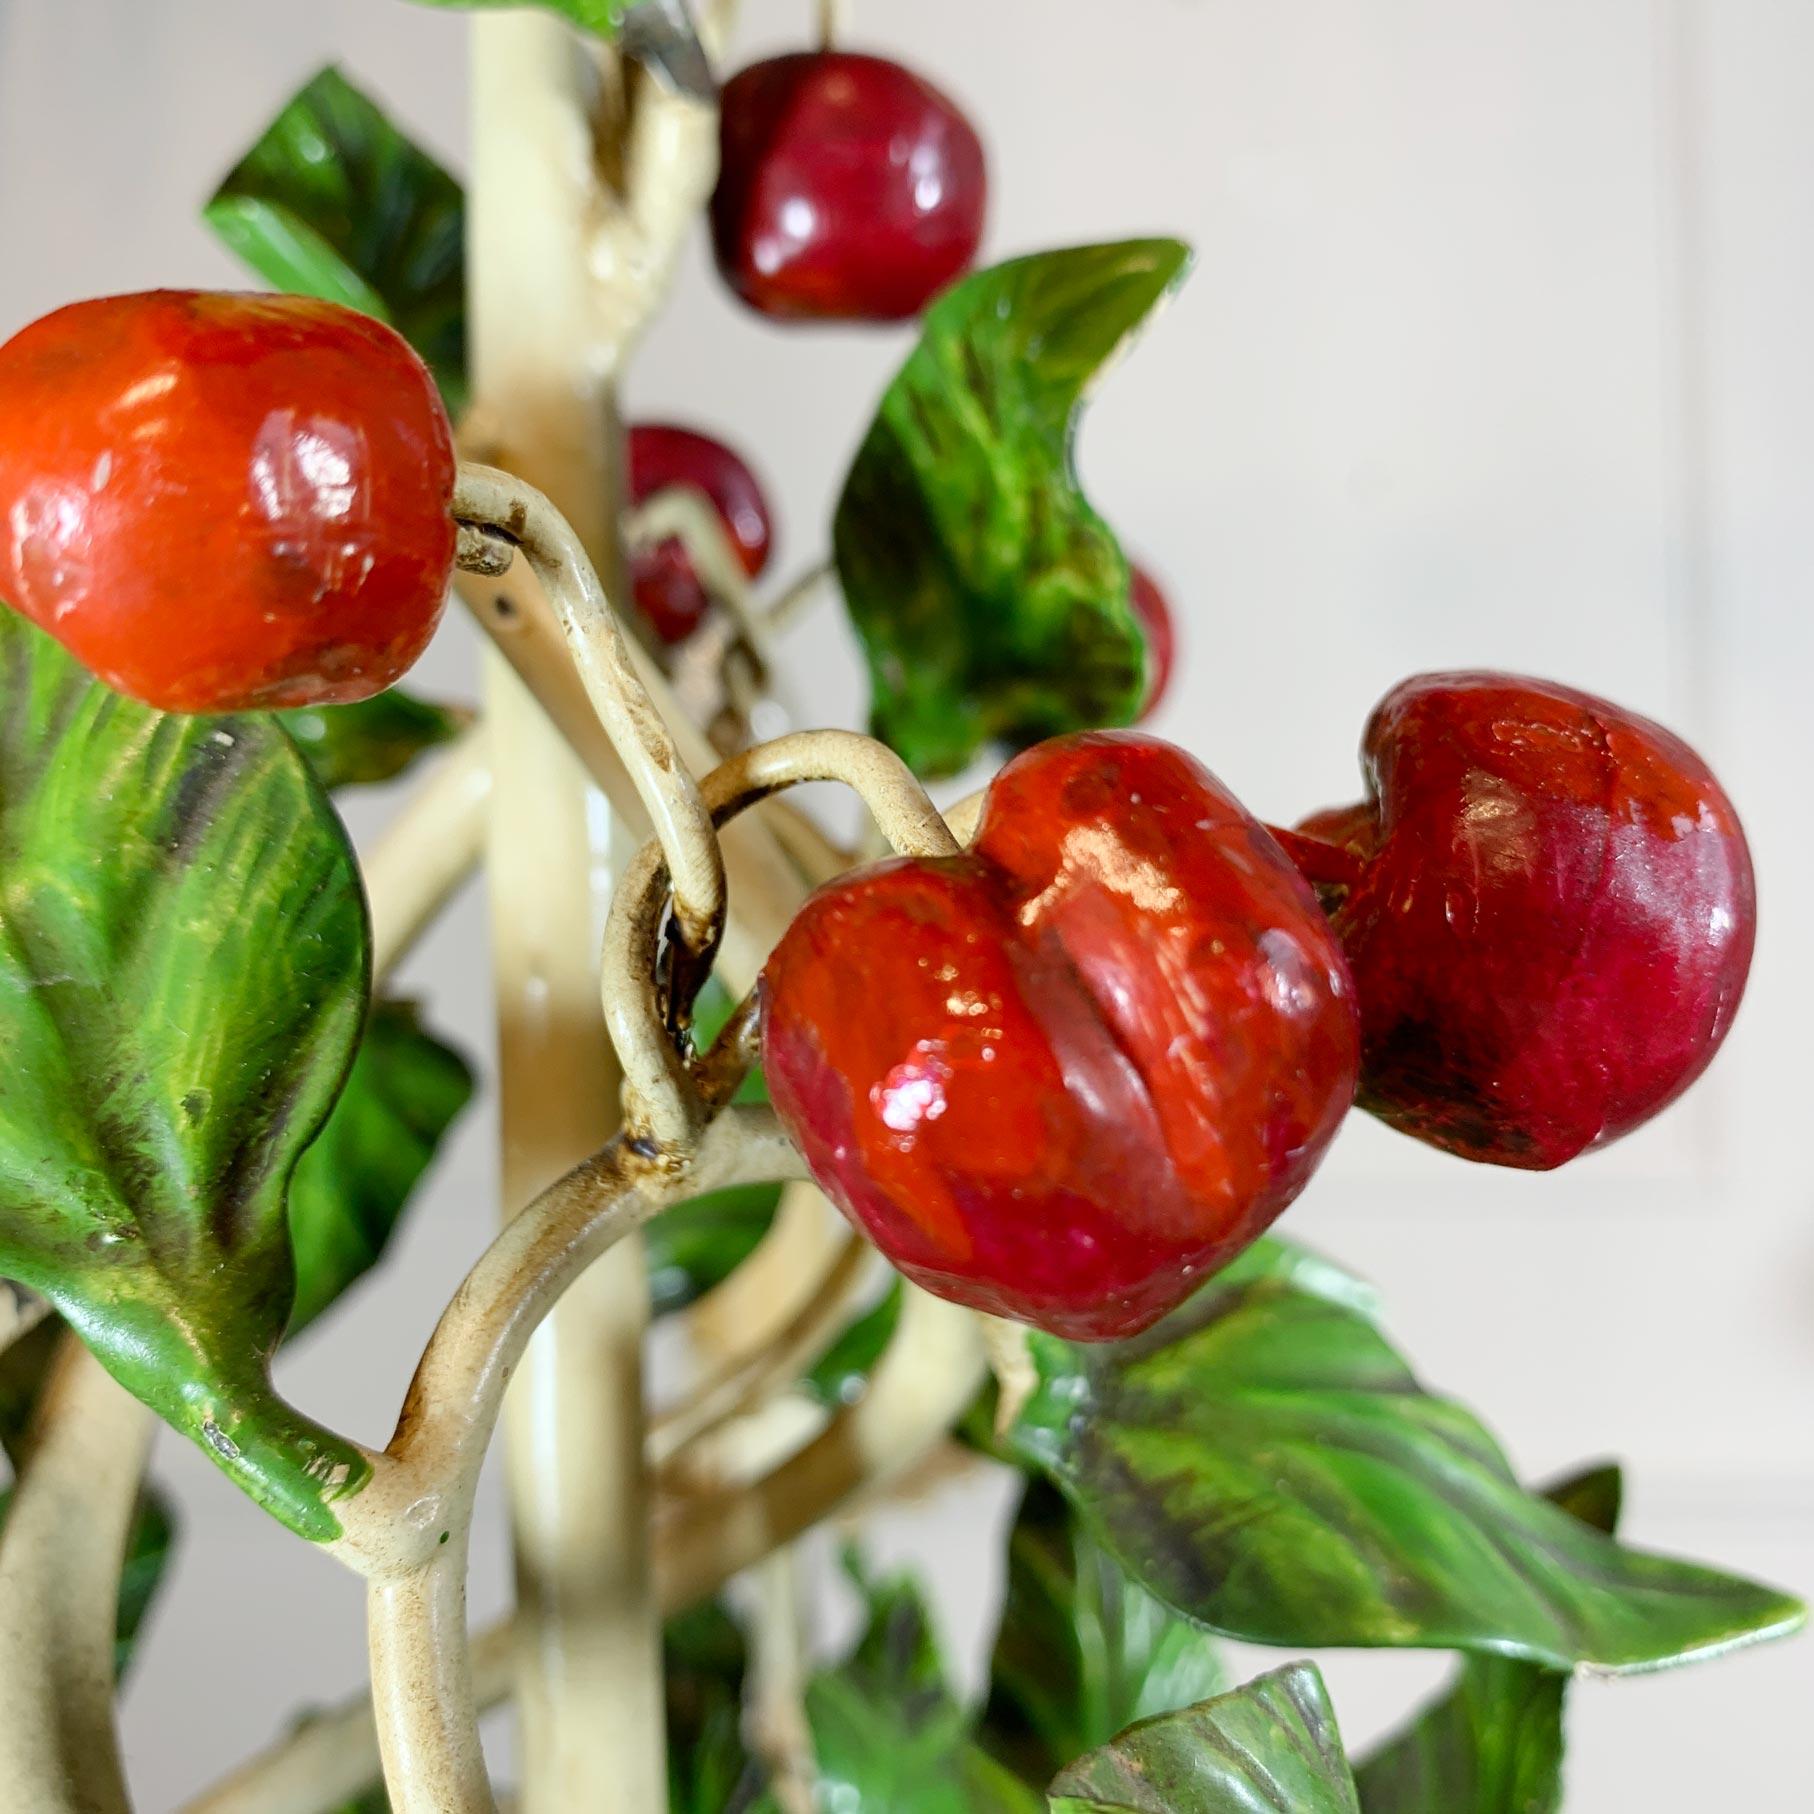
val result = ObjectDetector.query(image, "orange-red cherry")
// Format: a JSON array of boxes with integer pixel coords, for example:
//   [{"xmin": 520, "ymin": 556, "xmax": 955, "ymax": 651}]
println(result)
[
  {"xmin": 760, "ymin": 731, "xmax": 1360, "ymax": 1340},
  {"xmin": 0, "ymin": 290, "xmax": 456, "ymax": 713}
]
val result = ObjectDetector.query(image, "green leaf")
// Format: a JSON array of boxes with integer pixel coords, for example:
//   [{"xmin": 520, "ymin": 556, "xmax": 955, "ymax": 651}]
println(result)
[
  {"xmin": 981, "ymin": 1476, "xmax": 1225, "ymax": 1786},
  {"xmin": 644, "ymin": 1180, "xmax": 779, "ymax": 1317},
  {"xmin": 1006, "ymin": 1243, "xmax": 1804, "ymax": 1673},
  {"xmin": 749, "ymin": 1555, "xmax": 1044, "ymax": 1814},
  {"xmin": 1353, "ymin": 1465, "xmax": 1623, "ymax": 1814},
  {"xmin": 1047, "ymin": 1662, "xmax": 1360, "ymax": 1814},
  {"xmin": 205, "ymin": 66, "xmax": 467, "ymax": 409},
  {"xmin": 113, "ymin": 1483, "xmax": 177, "ymax": 1681},
  {"xmin": 278, "ymin": 690, "xmax": 468, "ymax": 792},
  {"xmin": 400, "ymin": 0, "xmax": 628, "ymax": 41},
  {"xmin": 801, "ymin": 1279, "xmax": 903, "ymax": 1409},
  {"xmin": 833, "ymin": 240, "xmax": 1192, "ymax": 777},
  {"xmin": 287, "ymin": 1001, "xmax": 474, "ymax": 1334},
  {"xmin": 0, "ymin": 610, "xmax": 372, "ymax": 1540},
  {"xmin": 666, "ymin": 1599, "xmax": 755, "ymax": 1814}
]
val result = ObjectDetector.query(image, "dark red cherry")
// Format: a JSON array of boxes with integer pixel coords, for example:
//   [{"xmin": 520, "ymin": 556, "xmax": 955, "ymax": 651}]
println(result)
[
  {"xmin": 1129, "ymin": 563, "xmax": 1176, "ymax": 717},
  {"xmin": 711, "ymin": 51, "xmax": 987, "ymax": 322},
  {"xmin": 1287, "ymin": 672, "xmax": 1756, "ymax": 1169},
  {"xmin": 627, "ymin": 424, "xmax": 773, "ymax": 644},
  {"xmin": 760, "ymin": 731, "xmax": 1360, "ymax": 1340}
]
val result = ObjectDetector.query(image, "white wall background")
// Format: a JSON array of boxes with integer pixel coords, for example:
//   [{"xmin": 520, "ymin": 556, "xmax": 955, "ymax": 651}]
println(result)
[{"xmin": 2, "ymin": 1, "xmax": 1811, "ymax": 1807}]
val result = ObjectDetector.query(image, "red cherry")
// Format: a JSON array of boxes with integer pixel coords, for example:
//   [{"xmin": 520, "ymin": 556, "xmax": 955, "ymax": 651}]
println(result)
[
  {"xmin": 627, "ymin": 423, "xmax": 774, "ymax": 645},
  {"xmin": 1290, "ymin": 672, "xmax": 1756, "ymax": 1169},
  {"xmin": 0, "ymin": 291, "xmax": 455, "ymax": 713},
  {"xmin": 711, "ymin": 52, "xmax": 987, "ymax": 322},
  {"xmin": 1129, "ymin": 563, "xmax": 1176, "ymax": 716},
  {"xmin": 761, "ymin": 731, "xmax": 1360, "ymax": 1340}
]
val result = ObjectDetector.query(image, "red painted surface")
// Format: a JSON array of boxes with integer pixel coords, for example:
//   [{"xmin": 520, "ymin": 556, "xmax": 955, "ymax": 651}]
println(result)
[
  {"xmin": 762, "ymin": 731, "xmax": 1360, "ymax": 1339},
  {"xmin": 627, "ymin": 423, "xmax": 773, "ymax": 644},
  {"xmin": 0, "ymin": 291, "xmax": 455, "ymax": 713},
  {"xmin": 1290, "ymin": 672, "xmax": 1756, "ymax": 1168},
  {"xmin": 711, "ymin": 52, "xmax": 987, "ymax": 322},
  {"xmin": 1129, "ymin": 563, "xmax": 1176, "ymax": 717}
]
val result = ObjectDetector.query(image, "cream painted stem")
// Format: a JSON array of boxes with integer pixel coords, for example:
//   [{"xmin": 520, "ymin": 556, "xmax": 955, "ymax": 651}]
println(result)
[
  {"xmin": 468, "ymin": 13, "xmax": 664, "ymax": 1811},
  {"xmin": 0, "ymin": 1337, "xmax": 154, "ymax": 1814}
]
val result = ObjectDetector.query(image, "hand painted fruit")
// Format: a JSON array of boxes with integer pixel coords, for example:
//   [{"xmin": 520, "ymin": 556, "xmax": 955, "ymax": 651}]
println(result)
[
  {"xmin": 761, "ymin": 731, "xmax": 1360, "ymax": 1339},
  {"xmin": 1285, "ymin": 672, "xmax": 1756, "ymax": 1168},
  {"xmin": 627, "ymin": 423, "xmax": 773, "ymax": 644},
  {"xmin": 0, "ymin": 290, "xmax": 456, "ymax": 713},
  {"xmin": 711, "ymin": 51, "xmax": 987, "ymax": 322},
  {"xmin": 1129, "ymin": 563, "xmax": 1176, "ymax": 717}
]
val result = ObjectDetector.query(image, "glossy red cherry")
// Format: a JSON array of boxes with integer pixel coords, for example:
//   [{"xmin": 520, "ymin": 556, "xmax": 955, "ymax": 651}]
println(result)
[
  {"xmin": 1129, "ymin": 563, "xmax": 1176, "ymax": 717},
  {"xmin": 0, "ymin": 290, "xmax": 455, "ymax": 713},
  {"xmin": 1285, "ymin": 672, "xmax": 1756, "ymax": 1169},
  {"xmin": 761, "ymin": 731, "xmax": 1360, "ymax": 1340},
  {"xmin": 711, "ymin": 51, "xmax": 987, "ymax": 322},
  {"xmin": 627, "ymin": 423, "xmax": 773, "ymax": 644}
]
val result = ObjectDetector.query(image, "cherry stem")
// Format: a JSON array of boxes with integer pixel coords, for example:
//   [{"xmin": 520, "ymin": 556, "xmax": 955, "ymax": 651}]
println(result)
[{"xmin": 1265, "ymin": 825, "xmax": 1367, "ymax": 893}]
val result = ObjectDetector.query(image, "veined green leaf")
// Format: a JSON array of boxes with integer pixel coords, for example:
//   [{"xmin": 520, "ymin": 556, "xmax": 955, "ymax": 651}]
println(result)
[
  {"xmin": 279, "ymin": 690, "xmax": 468, "ymax": 792},
  {"xmin": 205, "ymin": 66, "xmax": 467, "ymax": 409},
  {"xmin": 1048, "ymin": 1662, "xmax": 1360, "ymax": 1814},
  {"xmin": 833, "ymin": 240, "xmax": 1192, "ymax": 777},
  {"xmin": 287, "ymin": 1000, "xmax": 474, "ymax": 1334},
  {"xmin": 0, "ymin": 610, "xmax": 371, "ymax": 1540},
  {"xmin": 1353, "ymin": 1466, "xmax": 1624, "ymax": 1814},
  {"xmin": 981, "ymin": 1476, "xmax": 1225, "ymax": 1786},
  {"xmin": 1006, "ymin": 1244, "xmax": 1804, "ymax": 1672},
  {"xmin": 749, "ymin": 1554, "xmax": 1043, "ymax": 1814}
]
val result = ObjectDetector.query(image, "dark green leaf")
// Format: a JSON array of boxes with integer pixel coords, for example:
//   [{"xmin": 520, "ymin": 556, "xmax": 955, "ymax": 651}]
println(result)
[
  {"xmin": 287, "ymin": 1000, "xmax": 474, "ymax": 1334},
  {"xmin": 279, "ymin": 690, "xmax": 468, "ymax": 792},
  {"xmin": 205, "ymin": 66, "xmax": 467, "ymax": 409},
  {"xmin": 1048, "ymin": 1662, "xmax": 1360, "ymax": 1814},
  {"xmin": 980, "ymin": 1476, "xmax": 1225, "ymax": 1786},
  {"xmin": 801, "ymin": 1280, "xmax": 903, "ymax": 1409},
  {"xmin": 1353, "ymin": 1465, "xmax": 1623, "ymax": 1814},
  {"xmin": 1006, "ymin": 1243, "xmax": 1804, "ymax": 1673},
  {"xmin": 748, "ymin": 1555, "xmax": 1043, "ymax": 1814},
  {"xmin": 644, "ymin": 1181, "xmax": 779, "ymax": 1316},
  {"xmin": 833, "ymin": 240, "xmax": 1192, "ymax": 777},
  {"xmin": 0, "ymin": 610, "xmax": 371, "ymax": 1540},
  {"xmin": 645, "ymin": 978, "xmax": 779, "ymax": 1314},
  {"xmin": 114, "ymin": 1484, "xmax": 176, "ymax": 1680},
  {"xmin": 401, "ymin": 0, "xmax": 628, "ymax": 41},
  {"xmin": 666, "ymin": 1599, "xmax": 755, "ymax": 1814}
]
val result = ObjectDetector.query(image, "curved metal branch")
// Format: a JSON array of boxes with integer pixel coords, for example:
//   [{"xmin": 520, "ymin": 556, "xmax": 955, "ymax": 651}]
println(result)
[
  {"xmin": 0, "ymin": 1337, "xmax": 154, "ymax": 1814},
  {"xmin": 453, "ymin": 462, "xmax": 727, "ymax": 961}
]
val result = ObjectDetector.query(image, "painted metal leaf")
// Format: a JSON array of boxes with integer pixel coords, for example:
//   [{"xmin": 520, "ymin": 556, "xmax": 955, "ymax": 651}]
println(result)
[
  {"xmin": 666, "ymin": 1600, "xmax": 755, "ymax": 1814},
  {"xmin": 1048, "ymin": 1662, "xmax": 1360, "ymax": 1814},
  {"xmin": 801, "ymin": 1278, "xmax": 903, "ymax": 1409},
  {"xmin": 287, "ymin": 1000, "xmax": 474, "ymax": 1334},
  {"xmin": 833, "ymin": 240, "xmax": 1192, "ymax": 777},
  {"xmin": 647, "ymin": 977, "xmax": 779, "ymax": 1314},
  {"xmin": 1006, "ymin": 1245, "xmax": 1804, "ymax": 1672},
  {"xmin": 205, "ymin": 65, "xmax": 468, "ymax": 410},
  {"xmin": 401, "ymin": 0, "xmax": 628, "ymax": 41},
  {"xmin": 1353, "ymin": 1466, "xmax": 1623, "ymax": 1814},
  {"xmin": 279, "ymin": 690, "xmax": 467, "ymax": 792},
  {"xmin": 0, "ymin": 610, "xmax": 371, "ymax": 1540},
  {"xmin": 980, "ymin": 1476, "xmax": 1226, "ymax": 1786},
  {"xmin": 748, "ymin": 1554, "xmax": 1044, "ymax": 1814}
]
